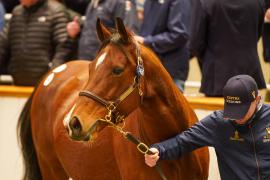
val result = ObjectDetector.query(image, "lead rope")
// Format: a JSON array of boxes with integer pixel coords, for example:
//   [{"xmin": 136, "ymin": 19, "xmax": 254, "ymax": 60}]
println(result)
[
  {"xmin": 97, "ymin": 115, "xmax": 167, "ymax": 180},
  {"xmin": 124, "ymin": 132, "xmax": 168, "ymax": 180}
]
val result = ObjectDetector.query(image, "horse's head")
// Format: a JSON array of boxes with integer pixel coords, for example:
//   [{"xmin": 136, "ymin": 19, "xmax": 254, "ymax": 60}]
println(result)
[{"xmin": 67, "ymin": 18, "xmax": 145, "ymax": 141}]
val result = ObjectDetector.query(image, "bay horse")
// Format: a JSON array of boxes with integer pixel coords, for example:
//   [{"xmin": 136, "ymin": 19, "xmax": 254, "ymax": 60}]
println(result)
[{"xmin": 17, "ymin": 18, "xmax": 209, "ymax": 180}]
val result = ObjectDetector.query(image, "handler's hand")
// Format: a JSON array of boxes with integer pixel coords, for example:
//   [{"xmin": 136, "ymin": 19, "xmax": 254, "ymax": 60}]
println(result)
[
  {"xmin": 145, "ymin": 148, "xmax": 159, "ymax": 167},
  {"xmin": 266, "ymin": 8, "xmax": 270, "ymax": 22}
]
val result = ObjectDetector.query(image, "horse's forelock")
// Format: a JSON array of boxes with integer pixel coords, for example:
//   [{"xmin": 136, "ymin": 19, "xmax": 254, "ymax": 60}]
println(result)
[
  {"xmin": 101, "ymin": 28, "xmax": 134, "ymax": 46},
  {"xmin": 98, "ymin": 32, "xmax": 126, "ymax": 53},
  {"xmin": 96, "ymin": 31, "xmax": 137, "ymax": 66}
]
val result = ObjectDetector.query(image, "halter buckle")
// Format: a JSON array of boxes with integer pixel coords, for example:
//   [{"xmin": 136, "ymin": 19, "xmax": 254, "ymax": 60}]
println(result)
[
  {"xmin": 105, "ymin": 113, "xmax": 112, "ymax": 121},
  {"xmin": 106, "ymin": 102, "xmax": 116, "ymax": 111},
  {"xmin": 137, "ymin": 56, "xmax": 143, "ymax": 65},
  {"xmin": 105, "ymin": 108, "xmax": 113, "ymax": 121}
]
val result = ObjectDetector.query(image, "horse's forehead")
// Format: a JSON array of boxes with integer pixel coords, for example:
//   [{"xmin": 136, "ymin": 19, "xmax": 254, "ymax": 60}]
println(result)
[
  {"xmin": 95, "ymin": 45, "xmax": 127, "ymax": 70},
  {"xmin": 95, "ymin": 52, "xmax": 107, "ymax": 69}
]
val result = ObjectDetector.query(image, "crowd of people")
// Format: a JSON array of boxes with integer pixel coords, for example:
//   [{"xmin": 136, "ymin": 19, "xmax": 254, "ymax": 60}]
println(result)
[
  {"xmin": 0, "ymin": 0, "xmax": 269, "ymax": 97},
  {"xmin": 0, "ymin": 0, "xmax": 270, "ymax": 179}
]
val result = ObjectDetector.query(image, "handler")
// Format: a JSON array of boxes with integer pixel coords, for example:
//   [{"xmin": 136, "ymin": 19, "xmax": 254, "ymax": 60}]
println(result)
[{"xmin": 145, "ymin": 74, "xmax": 270, "ymax": 180}]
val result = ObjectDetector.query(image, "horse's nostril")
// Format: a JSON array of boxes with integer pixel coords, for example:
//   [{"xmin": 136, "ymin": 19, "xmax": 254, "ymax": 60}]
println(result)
[{"xmin": 69, "ymin": 116, "xmax": 82, "ymax": 134}]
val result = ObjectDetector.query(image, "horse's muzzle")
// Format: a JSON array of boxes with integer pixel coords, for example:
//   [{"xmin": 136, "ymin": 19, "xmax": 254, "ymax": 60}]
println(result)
[
  {"xmin": 68, "ymin": 116, "xmax": 90, "ymax": 141},
  {"xmin": 67, "ymin": 116, "xmax": 105, "ymax": 141}
]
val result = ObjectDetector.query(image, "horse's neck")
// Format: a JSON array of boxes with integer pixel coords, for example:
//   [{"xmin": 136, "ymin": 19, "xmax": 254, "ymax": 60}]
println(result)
[
  {"xmin": 136, "ymin": 50, "xmax": 197, "ymax": 142},
  {"xmin": 139, "ymin": 84, "xmax": 196, "ymax": 142}
]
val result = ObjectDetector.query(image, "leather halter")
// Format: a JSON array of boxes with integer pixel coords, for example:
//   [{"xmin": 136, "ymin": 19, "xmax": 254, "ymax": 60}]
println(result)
[
  {"xmin": 78, "ymin": 43, "xmax": 144, "ymax": 126},
  {"xmin": 78, "ymin": 42, "xmax": 167, "ymax": 180}
]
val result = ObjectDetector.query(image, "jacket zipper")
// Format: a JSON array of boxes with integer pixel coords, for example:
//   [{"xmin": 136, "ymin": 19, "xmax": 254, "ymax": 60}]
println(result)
[{"xmin": 249, "ymin": 125, "xmax": 261, "ymax": 180}]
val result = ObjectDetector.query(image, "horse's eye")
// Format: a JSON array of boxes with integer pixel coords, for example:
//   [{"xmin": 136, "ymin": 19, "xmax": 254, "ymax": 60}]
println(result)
[{"xmin": 112, "ymin": 67, "xmax": 124, "ymax": 75}]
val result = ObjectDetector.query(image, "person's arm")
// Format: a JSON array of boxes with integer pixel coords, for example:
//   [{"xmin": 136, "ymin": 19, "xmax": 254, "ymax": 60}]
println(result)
[
  {"xmin": 143, "ymin": 0, "xmax": 190, "ymax": 54},
  {"xmin": 0, "ymin": 23, "xmax": 10, "ymax": 72},
  {"xmin": 51, "ymin": 6, "xmax": 74, "ymax": 67},
  {"xmin": 188, "ymin": 0, "xmax": 207, "ymax": 58},
  {"xmin": 151, "ymin": 114, "xmax": 216, "ymax": 162},
  {"xmin": 113, "ymin": 0, "xmax": 126, "ymax": 20},
  {"xmin": 262, "ymin": 9, "xmax": 270, "ymax": 62}
]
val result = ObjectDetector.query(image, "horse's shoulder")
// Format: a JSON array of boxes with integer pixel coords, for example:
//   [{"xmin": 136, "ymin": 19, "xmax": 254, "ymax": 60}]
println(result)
[
  {"xmin": 65, "ymin": 60, "xmax": 92, "ymax": 69},
  {"xmin": 35, "ymin": 61, "xmax": 90, "ymax": 98},
  {"xmin": 45, "ymin": 60, "xmax": 89, "ymax": 82}
]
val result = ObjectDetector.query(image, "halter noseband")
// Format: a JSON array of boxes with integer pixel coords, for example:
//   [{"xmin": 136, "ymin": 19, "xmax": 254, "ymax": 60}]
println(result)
[
  {"xmin": 77, "ymin": 41, "xmax": 167, "ymax": 180},
  {"xmin": 78, "ymin": 43, "xmax": 144, "ymax": 127}
]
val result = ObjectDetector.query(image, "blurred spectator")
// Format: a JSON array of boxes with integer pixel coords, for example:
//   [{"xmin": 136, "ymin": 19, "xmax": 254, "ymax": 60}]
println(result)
[
  {"xmin": 66, "ymin": 15, "xmax": 82, "ymax": 59},
  {"xmin": 77, "ymin": 0, "xmax": 140, "ymax": 60},
  {"xmin": 1, "ymin": 0, "xmax": 19, "ymax": 13},
  {"xmin": 134, "ymin": 0, "xmax": 191, "ymax": 92},
  {"xmin": 135, "ymin": 0, "xmax": 144, "ymax": 23},
  {"xmin": 189, "ymin": 0, "xmax": 266, "ymax": 96},
  {"xmin": 262, "ymin": 8, "xmax": 270, "ymax": 62},
  {"xmin": 61, "ymin": 0, "xmax": 90, "ymax": 15},
  {"xmin": 124, "ymin": 0, "xmax": 140, "ymax": 33},
  {"xmin": 262, "ymin": 8, "xmax": 270, "ymax": 102},
  {"xmin": 0, "ymin": 1, "xmax": 5, "ymax": 31},
  {"xmin": 0, "ymin": 0, "xmax": 74, "ymax": 86}
]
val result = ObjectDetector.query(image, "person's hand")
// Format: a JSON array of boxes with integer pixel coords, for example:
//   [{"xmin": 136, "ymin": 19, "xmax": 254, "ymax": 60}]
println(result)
[
  {"xmin": 134, "ymin": 35, "xmax": 145, "ymax": 44},
  {"xmin": 137, "ymin": 10, "xmax": 144, "ymax": 22},
  {"xmin": 265, "ymin": 8, "xmax": 270, "ymax": 22},
  {"xmin": 144, "ymin": 148, "xmax": 159, "ymax": 167},
  {"xmin": 67, "ymin": 16, "xmax": 81, "ymax": 39}
]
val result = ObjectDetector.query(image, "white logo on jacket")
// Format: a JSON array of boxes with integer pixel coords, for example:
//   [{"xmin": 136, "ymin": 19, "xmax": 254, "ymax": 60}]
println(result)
[
  {"xmin": 263, "ymin": 127, "xmax": 270, "ymax": 143},
  {"xmin": 38, "ymin": 16, "xmax": 46, "ymax": 22},
  {"xmin": 230, "ymin": 131, "xmax": 244, "ymax": 142}
]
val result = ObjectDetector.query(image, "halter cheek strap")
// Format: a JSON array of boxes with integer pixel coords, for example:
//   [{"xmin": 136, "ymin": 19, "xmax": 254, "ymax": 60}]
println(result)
[
  {"xmin": 79, "ymin": 76, "xmax": 141, "ymax": 124},
  {"xmin": 78, "ymin": 42, "xmax": 167, "ymax": 180},
  {"xmin": 79, "ymin": 42, "xmax": 144, "ymax": 125}
]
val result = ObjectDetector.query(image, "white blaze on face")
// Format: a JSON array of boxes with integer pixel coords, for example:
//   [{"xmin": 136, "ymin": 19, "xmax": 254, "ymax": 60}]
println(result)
[
  {"xmin": 95, "ymin": 52, "xmax": 107, "ymax": 69},
  {"xmin": 63, "ymin": 104, "xmax": 77, "ymax": 136}
]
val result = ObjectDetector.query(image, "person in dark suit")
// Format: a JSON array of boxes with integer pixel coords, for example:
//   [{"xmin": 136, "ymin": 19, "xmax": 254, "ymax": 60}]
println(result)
[
  {"xmin": 77, "ymin": 0, "xmax": 140, "ymax": 60},
  {"xmin": 134, "ymin": 0, "xmax": 191, "ymax": 92},
  {"xmin": 1, "ymin": 0, "xmax": 19, "ymax": 13},
  {"xmin": 262, "ymin": 8, "xmax": 270, "ymax": 63},
  {"xmin": 262, "ymin": 7, "xmax": 270, "ymax": 101},
  {"xmin": 189, "ymin": 0, "xmax": 267, "ymax": 96},
  {"xmin": 0, "ymin": 1, "xmax": 5, "ymax": 31}
]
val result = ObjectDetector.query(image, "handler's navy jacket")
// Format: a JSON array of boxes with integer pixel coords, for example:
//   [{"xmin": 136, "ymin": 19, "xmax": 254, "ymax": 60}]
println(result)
[{"xmin": 152, "ymin": 104, "xmax": 270, "ymax": 180}]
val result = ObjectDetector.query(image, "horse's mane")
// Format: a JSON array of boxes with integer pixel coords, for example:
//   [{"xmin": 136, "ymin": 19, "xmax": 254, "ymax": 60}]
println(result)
[{"xmin": 140, "ymin": 45, "xmax": 198, "ymax": 129}]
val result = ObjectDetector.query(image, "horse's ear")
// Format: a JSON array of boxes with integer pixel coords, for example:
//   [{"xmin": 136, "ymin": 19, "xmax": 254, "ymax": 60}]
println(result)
[
  {"xmin": 96, "ymin": 18, "xmax": 111, "ymax": 42},
  {"xmin": 115, "ymin": 17, "xmax": 130, "ymax": 43}
]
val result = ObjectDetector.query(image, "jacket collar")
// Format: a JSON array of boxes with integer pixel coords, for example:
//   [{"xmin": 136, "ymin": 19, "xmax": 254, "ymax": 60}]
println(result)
[{"xmin": 231, "ymin": 103, "xmax": 264, "ymax": 133}]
